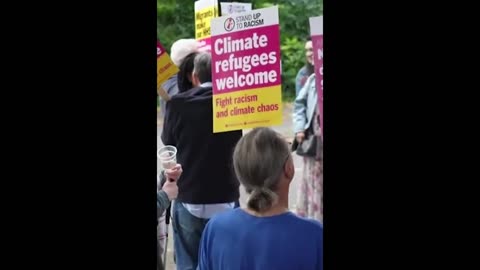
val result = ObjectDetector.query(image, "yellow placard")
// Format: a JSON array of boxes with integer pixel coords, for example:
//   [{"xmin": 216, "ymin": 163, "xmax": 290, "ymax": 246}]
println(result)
[
  {"xmin": 195, "ymin": 6, "xmax": 218, "ymax": 40},
  {"xmin": 157, "ymin": 53, "xmax": 179, "ymax": 87},
  {"xmin": 212, "ymin": 85, "xmax": 283, "ymax": 133}
]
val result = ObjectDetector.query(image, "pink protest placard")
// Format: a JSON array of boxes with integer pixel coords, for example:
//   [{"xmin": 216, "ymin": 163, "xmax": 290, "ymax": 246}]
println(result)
[
  {"xmin": 157, "ymin": 40, "xmax": 163, "ymax": 57},
  {"xmin": 310, "ymin": 16, "xmax": 323, "ymax": 137},
  {"xmin": 210, "ymin": 6, "xmax": 282, "ymax": 133}
]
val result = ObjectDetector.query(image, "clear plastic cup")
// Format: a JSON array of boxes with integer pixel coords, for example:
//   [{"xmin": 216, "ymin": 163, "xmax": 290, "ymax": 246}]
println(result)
[{"xmin": 157, "ymin": 145, "xmax": 177, "ymax": 170}]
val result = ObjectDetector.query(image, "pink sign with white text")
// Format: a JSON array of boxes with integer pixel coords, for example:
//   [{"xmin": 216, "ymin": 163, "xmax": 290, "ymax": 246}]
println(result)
[
  {"xmin": 310, "ymin": 16, "xmax": 323, "ymax": 137},
  {"xmin": 210, "ymin": 6, "xmax": 282, "ymax": 133}
]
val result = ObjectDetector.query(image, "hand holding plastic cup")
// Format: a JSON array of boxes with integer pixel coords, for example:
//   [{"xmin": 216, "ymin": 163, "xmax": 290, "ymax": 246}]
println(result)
[
  {"xmin": 158, "ymin": 145, "xmax": 177, "ymax": 170},
  {"xmin": 164, "ymin": 164, "xmax": 182, "ymax": 182}
]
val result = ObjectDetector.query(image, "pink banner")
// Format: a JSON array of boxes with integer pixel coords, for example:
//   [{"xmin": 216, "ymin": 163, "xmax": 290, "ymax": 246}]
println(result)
[
  {"xmin": 157, "ymin": 40, "xmax": 166, "ymax": 58},
  {"xmin": 197, "ymin": 38, "xmax": 212, "ymax": 52},
  {"xmin": 312, "ymin": 35, "xmax": 323, "ymax": 135},
  {"xmin": 310, "ymin": 16, "xmax": 323, "ymax": 137},
  {"xmin": 211, "ymin": 24, "xmax": 281, "ymax": 94}
]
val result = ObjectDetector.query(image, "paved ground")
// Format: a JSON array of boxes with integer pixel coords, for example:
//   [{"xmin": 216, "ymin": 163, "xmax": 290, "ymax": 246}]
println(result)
[{"xmin": 157, "ymin": 102, "xmax": 302, "ymax": 269}]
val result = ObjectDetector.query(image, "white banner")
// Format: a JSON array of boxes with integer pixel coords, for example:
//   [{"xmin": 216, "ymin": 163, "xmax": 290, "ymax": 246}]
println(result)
[{"xmin": 220, "ymin": 2, "xmax": 252, "ymax": 16}]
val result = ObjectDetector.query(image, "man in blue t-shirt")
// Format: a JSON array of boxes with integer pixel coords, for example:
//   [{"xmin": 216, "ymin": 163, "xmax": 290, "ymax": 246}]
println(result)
[{"xmin": 197, "ymin": 128, "xmax": 323, "ymax": 270}]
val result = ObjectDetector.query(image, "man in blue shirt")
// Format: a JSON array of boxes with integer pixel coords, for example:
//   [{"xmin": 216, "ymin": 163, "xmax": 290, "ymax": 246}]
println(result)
[{"xmin": 198, "ymin": 128, "xmax": 323, "ymax": 270}]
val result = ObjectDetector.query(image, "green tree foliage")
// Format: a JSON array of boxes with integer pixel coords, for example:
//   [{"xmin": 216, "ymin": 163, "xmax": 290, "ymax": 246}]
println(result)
[
  {"xmin": 158, "ymin": 0, "xmax": 323, "ymax": 101},
  {"xmin": 157, "ymin": 0, "xmax": 195, "ymax": 50}
]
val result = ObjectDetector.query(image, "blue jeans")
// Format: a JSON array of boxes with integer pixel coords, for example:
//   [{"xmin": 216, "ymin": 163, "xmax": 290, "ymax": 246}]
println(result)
[{"xmin": 172, "ymin": 201, "xmax": 240, "ymax": 270}]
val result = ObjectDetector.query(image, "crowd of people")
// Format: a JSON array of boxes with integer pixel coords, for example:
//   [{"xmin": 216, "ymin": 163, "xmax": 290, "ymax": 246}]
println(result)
[{"xmin": 157, "ymin": 38, "xmax": 323, "ymax": 270}]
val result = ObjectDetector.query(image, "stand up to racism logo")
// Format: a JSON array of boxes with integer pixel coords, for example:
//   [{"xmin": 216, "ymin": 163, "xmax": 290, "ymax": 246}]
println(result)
[{"xmin": 224, "ymin": 17, "xmax": 235, "ymax": 32}]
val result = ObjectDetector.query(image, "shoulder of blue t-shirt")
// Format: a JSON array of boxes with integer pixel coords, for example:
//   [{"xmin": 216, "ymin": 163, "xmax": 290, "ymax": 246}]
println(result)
[{"xmin": 207, "ymin": 208, "xmax": 323, "ymax": 233}]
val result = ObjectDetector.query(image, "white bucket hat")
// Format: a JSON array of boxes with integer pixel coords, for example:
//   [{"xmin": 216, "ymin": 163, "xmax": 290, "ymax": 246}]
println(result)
[{"xmin": 170, "ymin": 39, "xmax": 200, "ymax": 67}]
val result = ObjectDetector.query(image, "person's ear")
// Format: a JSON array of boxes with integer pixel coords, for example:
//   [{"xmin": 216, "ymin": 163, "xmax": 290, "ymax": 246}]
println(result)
[
  {"xmin": 284, "ymin": 156, "xmax": 295, "ymax": 180},
  {"xmin": 188, "ymin": 72, "xmax": 194, "ymax": 83}
]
